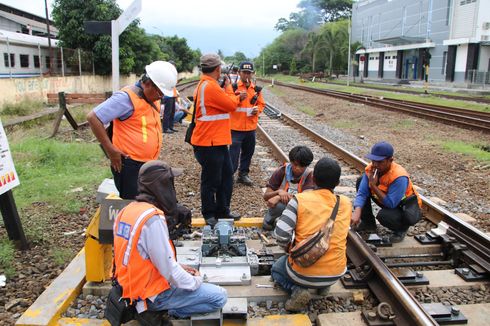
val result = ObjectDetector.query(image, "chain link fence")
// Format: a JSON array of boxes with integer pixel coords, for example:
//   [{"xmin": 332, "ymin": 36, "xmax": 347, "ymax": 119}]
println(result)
[{"xmin": 47, "ymin": 47, "xmax": 94, "ymax": 76}]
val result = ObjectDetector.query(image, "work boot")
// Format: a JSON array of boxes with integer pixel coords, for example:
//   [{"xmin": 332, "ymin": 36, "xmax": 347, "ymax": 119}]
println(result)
[
  {"xmin": 355, "ymin": 221, "xmax": 377, "ymax": 232},
  {"xmin": 217, "ymin": 212, "xmax": 241, "ymax": 221},
  {"xmin": 237, "ymin": 173, "xmax": 253, "ymax": 186},
  {"xmin": 285, "ymin": 287, "xmax": 311, "ymax": 312},
  {"xmin": 135, "ymin": 310, "xmax": 172, "ymax": 326},
  {"xmin": 163, "ymin": 129, "xmax": 174, "ymax": 134},
  {"xmin": 317, "ymin": 285, "xmax": 331, "ymax": 296},
  {"xmin": 389, "ymin": 231, "xmax": 407, "ymax": 243},
  {"xmin": 205, "ymin": 217, "xmax": 218, "ymax": 227}
]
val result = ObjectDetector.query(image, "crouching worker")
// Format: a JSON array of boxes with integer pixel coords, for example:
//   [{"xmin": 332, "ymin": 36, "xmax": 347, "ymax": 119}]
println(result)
[
  {"xmin": 272, "ymin": 157, "xmax": 351, "ymax": 311},
  {"xmin": 113, "ymin": 160, "xmax": 227, "ymax": 324},
  {"xmin": 262, "ymin": 146, "xmax": 314, "ymax": 230}
]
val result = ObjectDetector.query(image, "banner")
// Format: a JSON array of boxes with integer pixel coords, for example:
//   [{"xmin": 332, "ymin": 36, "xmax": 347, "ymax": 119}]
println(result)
[{"xmin": 0, "ymin": 119, "xmax": 20, "ymax": 195}]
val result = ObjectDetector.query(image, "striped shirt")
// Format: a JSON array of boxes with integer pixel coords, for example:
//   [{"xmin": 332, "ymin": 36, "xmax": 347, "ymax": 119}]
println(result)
[{"xmin": 274, "ymin": 197, "xmax": 299, "ymax": 248}]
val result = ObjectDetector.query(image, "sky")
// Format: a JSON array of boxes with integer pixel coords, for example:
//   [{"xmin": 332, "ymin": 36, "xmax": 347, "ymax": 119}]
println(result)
[{"xmin": 2, "ymin": 0, "xmax": 302, "ymax": 58}]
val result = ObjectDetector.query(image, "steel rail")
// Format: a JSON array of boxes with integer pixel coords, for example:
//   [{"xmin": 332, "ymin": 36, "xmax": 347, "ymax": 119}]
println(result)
[
  {"xmin": 256, "ymin": 118, "xmax": 438, "ymax": 325},
  {"xmin": 267, "ymin": 103, "xmax": 490, "ymax": 275},
  {"xmin": 265, "ymin": 80, "xmax": 490, "ymax": 133}
]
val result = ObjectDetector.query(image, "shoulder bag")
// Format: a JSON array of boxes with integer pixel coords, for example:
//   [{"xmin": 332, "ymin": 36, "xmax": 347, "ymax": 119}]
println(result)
[
  {"xmin": 290, "ymin": 195, "xmax": 340, "ymax": 268},
  {"xmin": 184, "ymin": 82, "xmax": 203, "ymax": 144}
]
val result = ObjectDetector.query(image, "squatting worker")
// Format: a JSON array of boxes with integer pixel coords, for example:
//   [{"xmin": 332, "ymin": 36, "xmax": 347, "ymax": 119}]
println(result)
[
  {"xmin": 190, "ymin": 53, "xmax": 246, "ymax": 226},
  {"xmin": 262, "ymin": 146, "xmax": 315, "ymax": 230},
  {"xmin": 272, "ymin": 157, "xmax": 351, "ymax": 311},
  {"xmin": 229, "ymin": 61, "xmax": 265, "ymax": 186},
  {"xmin": 87, "ymin": 61, "xmax": 177, "ymax": 199},
  {"xmin": 113, "ymin": 160, "xmax": 227, "ymax": 323},
  {"xmin": 351, "ymin": 141, "xmax": 422, "ymax": 243}
]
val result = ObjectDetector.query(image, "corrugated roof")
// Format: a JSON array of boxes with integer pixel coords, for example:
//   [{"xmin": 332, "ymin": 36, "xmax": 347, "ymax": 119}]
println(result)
[
  {"xmin": 0, "ymin": 29, "xmax": 58, "ymax": 47},
  {"xmin": 0, "ymin": 10, "xmax": 58, "ymax": 34}
]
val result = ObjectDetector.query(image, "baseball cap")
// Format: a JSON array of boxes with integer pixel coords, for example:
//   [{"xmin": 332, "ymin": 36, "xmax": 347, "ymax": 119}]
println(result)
[
  {"xmin": 200, "ymin": 53, "xmax": 222, "ymax": 69},
  {"xmin": 139, "ymin": 160, "xmax": 183, "ymax": 182},
  {"xmin": 365, "ymin": 141, "xmax": 394, "ymax": 161},
  {"xmin": 239, "ymin": 61, "xmax": 254, "ymax": 72}
]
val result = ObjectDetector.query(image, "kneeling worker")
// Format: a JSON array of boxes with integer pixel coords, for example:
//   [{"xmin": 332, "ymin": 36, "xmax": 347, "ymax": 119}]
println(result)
[
  {"xmin": 113, "ymin": 161, "xmax": 227, "ymax": 323},
  {"xmin": 272, "ymin": 157, "xmax": 351, "ymax": 311},
  {"xmin": 351, "ymin": 141, "xmax": 422, "ymax": 243}
]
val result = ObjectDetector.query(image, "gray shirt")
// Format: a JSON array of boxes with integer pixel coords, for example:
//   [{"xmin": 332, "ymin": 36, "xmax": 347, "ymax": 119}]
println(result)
[{"xmin": 93, "ymin": 91, "xmax": 134, "ymax": 124}]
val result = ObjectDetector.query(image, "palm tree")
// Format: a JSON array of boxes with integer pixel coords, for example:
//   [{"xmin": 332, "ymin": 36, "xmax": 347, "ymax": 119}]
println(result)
[
  {"xmin": 301, "ymin": 32, "xmax": 329, "ymax": 73},
  {"xmin": 322, "ymin": 28, "xmax": 343, "ymax": 77}
]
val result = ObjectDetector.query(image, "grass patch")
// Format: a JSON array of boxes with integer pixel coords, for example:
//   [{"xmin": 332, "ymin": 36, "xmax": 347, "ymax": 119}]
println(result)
[
  {"xmin": 0, "ymin": 239, "xmax": 16, "ymax": 278},
  {"xmin": 1, "ymin": 99, "xmax": 44, "ymax": 116},
  {"xmin": 297, "ymin": 105, "xmax": 316, "ymax": 116},
  {"xmin": 393, "ymin": 119, "xmax": 416, "ymax": 129},
  {"xmin": 50, "ymin": 247, "xmax": 75, "ymax": 266},
  {"xmin": 10, "ymin": 137, "xmax": 110, "ymax": 213},
  {"xmin": 268, "ymin": 86, "xmax": 286, "ymax": 97},
  {"xmin": 332, "ymin": 119, "xmax": 359, "ymax": 129},
  {"xmin": 441, "ymin": 141, "xmax": 490, "ymax": 163}
]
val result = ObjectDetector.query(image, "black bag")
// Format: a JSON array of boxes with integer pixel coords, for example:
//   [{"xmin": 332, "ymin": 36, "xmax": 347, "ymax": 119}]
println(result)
[
  {"xmin": 401, "ymin": 194, "xmax": 422, "ymax": 226},
  {"xmin": 105, "ymin": 283, "xmax": 136, "ymax": 326},
  {"xmin": 184, "ymin": 82, "xmax": 202, "ymax": 144}
]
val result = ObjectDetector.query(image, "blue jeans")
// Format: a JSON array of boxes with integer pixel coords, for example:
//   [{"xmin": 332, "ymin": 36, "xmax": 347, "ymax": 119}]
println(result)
[
  {"xmin": 162, "ymin": 97, "xmax": 176, "ymax": 131},
  {"xmin": 271, "ymin": 255, "xmax": 299, "ymax": 294},
  {"xmin": 193, "ymin": 146, "xmax": 233, "ymax": 220},
  {"xmin": 229, "ymin": 130, "xmax": 256, "ymax": 174},
  {"xmin": 147, "ymin": 284, "xmax": 227, "ymax": 318},
  {"xmin": 173, "ymin": 110, "xmax": 187, "ymax": 123}
]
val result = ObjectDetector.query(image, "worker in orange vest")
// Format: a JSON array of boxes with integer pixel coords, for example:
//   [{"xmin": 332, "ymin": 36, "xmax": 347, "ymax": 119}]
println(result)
[
  {"xmin": 87, "ymin": 61, "xmax": 177, "ymax": 199},
  {"xmin": 229, "ymin": 61, "xmax": 265, "ymax": 186},
  {"xmin": 272, "ymin": 157, "xmax": 351, "ymax": 311},
  {"xmin": 112, "ymin": 161, "xmax": 227, "ymax": 323},
  {"xmin": 190, "ymin": 53, "xmax": 246, "ymax": 226},
  {"xmin": 352, "ymin": 142, "xmax": 422, "ymax": 243}
]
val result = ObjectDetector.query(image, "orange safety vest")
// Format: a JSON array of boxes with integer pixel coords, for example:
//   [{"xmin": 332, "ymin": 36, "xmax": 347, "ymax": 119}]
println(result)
[
  {"xmin": 280, "ymin": 163, "xmax": 311, "ymax": 194},
  {"xmin": 366, "ymin": 162, "xmax": 422, "ymax": 207},
  {"xmin": 288, "ymin": 189, "xmax": 351, "ymax": 277},
  {"xmin": 113, "ymin": 201, "xmax": 175, "ymax": 301},
  {"xmin": 113, "ymin": 87, "xmax": 162, "ymax": 162},
  {"xmin": 230, "ymin": 81, "xmax": 265, "ymax": 131},
  {"xmin": 190, "ymin": 76, "xmax": 240, "ymax": 146}
]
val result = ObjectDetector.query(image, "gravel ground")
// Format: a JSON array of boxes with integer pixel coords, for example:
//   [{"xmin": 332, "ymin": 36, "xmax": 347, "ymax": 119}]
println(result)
[{"xmin": 4, "ymin": 83, "xmax": 489, "ymax": 325}]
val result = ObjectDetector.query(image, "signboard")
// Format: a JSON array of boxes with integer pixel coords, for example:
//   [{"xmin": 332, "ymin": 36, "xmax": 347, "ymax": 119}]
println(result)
[
  {"xmin": 116, "ymin": 0, "xmax": 142, "ymax": 34},
  {"xmin": 0, "ymin": 119, "xmax": 19, "ymax": 195},
  {"xmin": 99, "ymin": 198, "xmax": 133, "ymax": 244}
]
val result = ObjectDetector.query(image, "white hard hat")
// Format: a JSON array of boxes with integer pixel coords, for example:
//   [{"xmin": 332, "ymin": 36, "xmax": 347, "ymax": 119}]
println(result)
[{"xmin": 145, "ymin": 61, "xmax": 178, "ymax": 96}]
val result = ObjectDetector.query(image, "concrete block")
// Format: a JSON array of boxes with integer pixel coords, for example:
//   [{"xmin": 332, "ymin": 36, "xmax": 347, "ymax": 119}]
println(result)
[
  {"xmin": 317, "ymin": 312, "xmax": 362, "ymax": 326},
  {"xmin": 456, "ymin": 303, "xmax": 490, "ymax": 326},
  {"xmin": 247, "ymin": 314, "xmax": 311, "ymax": 326},
  {"xmin": 82, "ymin": 281, "xmax": 111, "ymax": 296},
  {"xmin": 96, "ymin": 179, "xmax": 119, "ymax": 203},
  {"xmin": 429, "ymin": 197, "xmax": 447, "ymax": 206},
  {"xmin": 454, "ymin": 213, "xmax": 476, "ymax": 223}
]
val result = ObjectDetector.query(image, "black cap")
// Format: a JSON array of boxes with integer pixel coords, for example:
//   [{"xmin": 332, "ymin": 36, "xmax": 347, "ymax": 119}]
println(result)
[{"xmin": 239, "ymin": 61, "xmax": 254, "ymax": 72}]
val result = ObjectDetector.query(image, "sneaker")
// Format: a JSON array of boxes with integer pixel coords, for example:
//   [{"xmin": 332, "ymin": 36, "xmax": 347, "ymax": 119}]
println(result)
[
  {"xmin": 262, "ymin": 220, "xmax": 274, "ymax": 231},
  {"xmin": 217, "ymin": 212, "xmax": 241, "ymax": 221},
  {"xmin": 163, "ymin": 129, "xmax": 174, "ymax": 134},
  {"xmin": 135, "ymin": 310, "xmax": 172, "ymax": 326},
  {"xmin": 390, "ymin": 231, "xmax": 407, "ymax": 243},
  {"xmin": 169, "ymin": 128, "xmax": 178, "ymax": 132},
  {"xmin": 285, "ymin": 287, "xmax": 311, "ymax": 312},
  {"xmin": 355, "ymin": 221, "xmax": 377, "ymax": 232},
  {"xmin": 205, "ymin": 217, "xmax": 218, "ymax": 227},
  {"xmin": 237, "ymin": 174, "xmax": 253, "ymax": 186}
]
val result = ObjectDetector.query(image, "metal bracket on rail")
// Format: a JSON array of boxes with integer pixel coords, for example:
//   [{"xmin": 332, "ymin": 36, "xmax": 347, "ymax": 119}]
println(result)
[
  {"xmin": 421, "ymin": 303, "xmax": 468, "ymax": 325},
  {"xmin": 362, "ymin": 302, "xmax": 396, "ymax": 325},
  {"xmin": 455, "ymin": 265, "xmax": 488, "ymax": 281},
  {"xmin": 364, "ymin": 233, "xmax": 392, "ymax": 247},
  {"xmin": 341, "ymin": 265, "xmax": 373, "ymax": 288}
]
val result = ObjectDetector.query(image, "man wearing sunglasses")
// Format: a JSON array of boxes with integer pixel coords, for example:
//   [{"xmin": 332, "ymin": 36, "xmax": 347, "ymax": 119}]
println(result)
[{"xmin": 87, "ymin": 61, "xmax": 177, "ymax": 199}]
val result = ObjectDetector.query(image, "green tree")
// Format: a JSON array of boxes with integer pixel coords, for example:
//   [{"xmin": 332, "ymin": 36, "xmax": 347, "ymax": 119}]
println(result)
[
  {"xmin": 52, "ymin": 0, "xmax": 164, "ymax": 75},
  {"xmin": 301, "ymin": 31, "xmax": 329, "ymax": 72},
  {"xmin": 152, "ymin": 35, "xmax": 200, "ymax": 72},
  {"xmin": 290, "ymin": 57, "xmax": 297, "ymax": 75},
  {"xmin": 274, "ymin": 6, "xmax": 321, "ymax": 32},
  {"xmin": 300, "ymin": 0, "xmax": 353, "ymax": 23},
  {"xmin": 224, "ymin": 52, "xmax": 249, "ymax": 65}
]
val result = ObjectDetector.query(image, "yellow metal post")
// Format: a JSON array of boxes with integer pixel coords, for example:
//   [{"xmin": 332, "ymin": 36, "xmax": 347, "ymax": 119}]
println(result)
[{"xmin": 85, "ymin": 208, "xmax": 112, "ymax": 282}]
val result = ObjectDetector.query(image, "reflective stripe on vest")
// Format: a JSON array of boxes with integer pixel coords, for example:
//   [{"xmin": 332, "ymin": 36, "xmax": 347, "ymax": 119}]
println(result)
[
  {"xmin": 122, "ymin": 207, "xmax": 156, "ymax": 266},
  {"xmin": 236, "ymin": 107, "xmax": 254, "ymax": 116},
  {"xmin": 197, "ymin": 81, "xmax": 230, "ymax": 122}
]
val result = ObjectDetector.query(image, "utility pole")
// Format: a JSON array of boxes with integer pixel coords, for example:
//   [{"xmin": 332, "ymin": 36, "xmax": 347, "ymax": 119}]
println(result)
[
  {"xmin": 347, "ymin": 16, "xmax": 352, "ymax": 86},
  {"xmin": 44, "ymin": 0, "xmax": 53, "ymax": 75}
]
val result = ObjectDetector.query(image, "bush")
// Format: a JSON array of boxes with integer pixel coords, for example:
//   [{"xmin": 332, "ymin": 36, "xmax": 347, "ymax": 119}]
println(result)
[{"xmin": 1, "ymin": 100, "xmax": 44, "ymax": 116}]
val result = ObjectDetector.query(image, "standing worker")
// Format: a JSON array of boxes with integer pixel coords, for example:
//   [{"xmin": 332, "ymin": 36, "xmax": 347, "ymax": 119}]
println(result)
[
  {"xmin": 87, "ymin": 61, "xmax": 177, "ymax": 199},
  {"xmin": 229, "ymin": 61, "xmax": 265, "ymax": 186},
  {"xmin": 191, "ymin": 53, "xmax": 246, "ymax": 226},
  {"xmin": 351, "ymin": 141, "xmax": 422, "ymax": 242},
  {"xmin": 162, "ymin": 61, "xmax": 179, "ymax": 134}
]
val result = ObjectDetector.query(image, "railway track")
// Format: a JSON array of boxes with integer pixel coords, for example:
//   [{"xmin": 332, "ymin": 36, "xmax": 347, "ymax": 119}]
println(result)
[
  {"xmin": 257, "ymin": 103, "xmax": 490, "ymax": 325},
  {"xmin": 262, "ymin": 80, "xmax": 490, "ymax": 133}
]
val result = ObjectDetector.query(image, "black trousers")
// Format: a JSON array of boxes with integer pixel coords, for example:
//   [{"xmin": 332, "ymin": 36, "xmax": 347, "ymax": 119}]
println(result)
[
  {"xmin": 193, "ymin": 145, "xmax": 233, "ymax": 220},
  {"xmin": 356, "ymin": 175, "xmax": 409, "ymax": 232},
  {"xmin": 162, "ymin": 97, "xmax": 176, "ymax": 131},
  {"xmin": 111, "ymin": 157, "xmax": 145, "ymax": 200}
]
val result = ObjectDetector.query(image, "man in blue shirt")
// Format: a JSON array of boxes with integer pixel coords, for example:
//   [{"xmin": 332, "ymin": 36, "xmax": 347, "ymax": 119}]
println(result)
[{"xmin": 351, "ymin": 142, "xmax": 420, "ymax": 243}]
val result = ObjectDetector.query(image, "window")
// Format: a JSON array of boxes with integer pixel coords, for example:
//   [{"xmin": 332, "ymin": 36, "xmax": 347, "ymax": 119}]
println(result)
[
  {"xmin": 442, "ymin": 51, "xmax": 447, "ymax": 74},
  {"xmin": 34, "ymin": 55, "xmax": 40, "ymax": 68},
  {"xmin": 3, "ymin": 53, "xmax": 15, "ymax": 67},
  {"xmin": 393, "ymin": 55, "xmax": 397, "ymax": 59},
  {"xmin": 375, "ymin": 57, "xmax": 379, "ymax": 60},
  {"xmin": 385, "ymin": 56, "xmax": 391, "ymax": 59},
  {"xmin": 46, "ymin": 56, "xmax": 50, "ymax": 68},
  {"xmin": 460, "ymin": 0, "xmax": 476, "ymax": 5},
  {"xmin": 20, "ymin": 54, "xmax": 29, "ymax": 68}
]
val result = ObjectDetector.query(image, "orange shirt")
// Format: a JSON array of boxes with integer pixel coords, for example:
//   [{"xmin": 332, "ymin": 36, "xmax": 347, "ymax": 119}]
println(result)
[
  {"xmin": 191, "ymin": 75, "xmax": 240, "ymax": 146},
  {"xmin": 230, "ymin": 80, "xmax": 265, "ymax": 131}
]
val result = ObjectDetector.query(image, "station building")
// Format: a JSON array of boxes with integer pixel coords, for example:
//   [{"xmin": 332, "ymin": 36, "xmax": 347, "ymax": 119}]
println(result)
[{"xmin": 351, "ymin": 0, "xmax": 490, "ymax": 84}]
